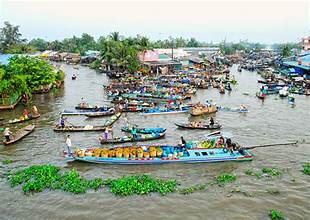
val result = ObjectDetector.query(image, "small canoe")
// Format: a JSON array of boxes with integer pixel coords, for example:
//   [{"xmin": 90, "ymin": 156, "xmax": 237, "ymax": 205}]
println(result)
[
  {"xmin": 3, "ymin": 124, "xmax": 35, "ymax": 145},
  {"xmin": 121, "ymin": 126, "xmax": 166, "ymax": 134},
  {"xmin": 72, "ymin": 75, "xmax": 77, "ymax": 80},
  {"xmin": 189, "ymin": 105, "xmax": 217, "ymax": 116},
  {"xmin": 85, "ymin": 110, "xmax": 115, "ymax": 117},
  {"xmin": 142, "ymin": 107, "xmax": 189, "ymax": 115},
  {"xmin": 99, "ymin": 132, "xmax": 165, "ymax": 144},
  {"xmin": 224, "ymin": 85, "xmax": 232, "ymax": 91},
  {"xmin": 53, "ymin": 112, "xmax": 121, "ymax": 132},
  {"xmin": 65, "ymin": 145, "xmax": 253, "ymax": 164},
  {"xmin": 62, "ymin": 109, "xmax": 112, "ymax": 116},
  {"xmin": 7, "ymin": 114, "xmax": 40, "ymax": 124},
  {"xmin": 75, "ymin": 105, "xmax": 110, "ymax": 111},
  {"xmin": 175, "ymin": 122, "xmax": 222, "ymax": 130}
]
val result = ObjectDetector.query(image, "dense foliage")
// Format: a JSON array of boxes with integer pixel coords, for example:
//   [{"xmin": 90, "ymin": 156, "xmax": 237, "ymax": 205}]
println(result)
[
  {"xmin": 302, "ymin": 163, "xmax": 310, "ymax": 175},
  {"xmin": 0, "ymin": 55, "xmax": 64, "ymax": 100},
  {"xmin": 269, "ymin": 210, "xmax": 285, "ymax": 220}
]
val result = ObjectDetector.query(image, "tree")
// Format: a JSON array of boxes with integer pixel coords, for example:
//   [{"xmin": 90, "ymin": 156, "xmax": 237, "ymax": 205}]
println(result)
[
  {"xmin": 0, "ymin": 21, "xmax": 26, "ymax": 53},
  {"xmin": 29, "ymin": 38, "xmax": 48, "ymax": 51},
  {"xmin": 109, "ymin": 32, "xmax": 120, "ymax": 41},
  {"xmin": 187, "ymin": 38, "xmax": 200, "ymax": 47},
  {"xmin": 280, "ymin": 44, "xmax": 292, "ymax": 57},
  {"xmin": 48, "ymin": 40, "xmax": 63, "ymax": 51}
]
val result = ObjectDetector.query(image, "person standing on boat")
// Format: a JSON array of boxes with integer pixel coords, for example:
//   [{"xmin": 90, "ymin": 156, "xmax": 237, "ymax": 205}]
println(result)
[
  {"xmin": 66, "ymin": 135, "xmax": 72, "ymax": 156},
  {"xmin": 59, "ymin": 116, "xmax": 66, "ymax": 128},
  {"xmin": 180, "ymin": 136, "xmax": 187, "ymax": 147},
  {"xmin": 131, "ymin": 126, "xmax": 137, "ymax": 139},
  {"xmin": 104, "ymin": 127, "xmax": 109, "ymax": 140},
  {"xmin": 3, "ymin": 128, "xmax": 12, "ymax": 142},
  {"xmin": 210, "ymin": 117, "xmax": 214, "ymax": 126}
]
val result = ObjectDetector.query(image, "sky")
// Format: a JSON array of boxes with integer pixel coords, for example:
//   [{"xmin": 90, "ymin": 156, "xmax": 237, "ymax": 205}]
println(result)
[{"xmin": 0, "ymin": 0, "xmax": 309, "ymax": 44}]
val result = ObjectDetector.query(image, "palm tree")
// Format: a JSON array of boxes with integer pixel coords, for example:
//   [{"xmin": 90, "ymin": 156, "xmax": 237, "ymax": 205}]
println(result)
[{"xmin": 109, "ymin": 32, "xmax": 120, "ymax": 42}]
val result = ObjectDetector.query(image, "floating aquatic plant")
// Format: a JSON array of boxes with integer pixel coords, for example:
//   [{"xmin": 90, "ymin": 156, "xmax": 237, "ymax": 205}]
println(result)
[
  {"xmin": 216, "ymin": 173, "xmax": 237, "ymax": 186},
  {"xmin": 104, "ymin": 175, "xmax": 178, "ymax": 196},
  {"xmin": 266, "ymin": 188, "xmax": 280, "ymax": 195},
  {"xmin": 2, "ymin": 159, "xmax": 13, "ymax": 165},
  {"xmin": 269, "ymin": 209, "xmax": 284, "ymax": 220},
  {"xmin": 8, "ymin": 165, "xmax": 105, "ymax": 194},
  {"xmin": 302, "ymin": 163, "xmax": 310, "ymax": 175},
  {"xmin": 178, "ymin": 184, "xmax": 207, "ymax": 195},
  {"xmin": 261, "ymin": 167, "xmax": 281, "ymax": 177}
]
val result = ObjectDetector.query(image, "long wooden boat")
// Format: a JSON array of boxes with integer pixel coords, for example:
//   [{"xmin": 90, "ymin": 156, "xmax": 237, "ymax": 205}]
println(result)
[
  {"xmin": 142, "ymin": 106, "xmax": 189, "ymax": 115},
  {"xmin": 75, "ymin": 104, "xmax": 110, "ymax": 111},
  {"xmin": 256, "ymin": 92, "xmax": 266, "ymax": 99},
  {"xmin": 85, "ymin": 110, "xmax": 115, "ymax": 117},
  {"xmin": 175, "ymin": 122, "xmax": 222, "ymax": 130},
  {"xmin": 7, "ymin": 114, "xmax": 40, "ymax": 124},
  {"xmin": 189, "ymin": 105, "xmax": 217, "ymax": 116},
  {"xmin": 121, "ymin": 126, "xmax": 166, "ymax": 134},
  {"xmin": 53, "ymin": 112, "xmax": 121, "ymax": 132},
  {"xmin": 3, "ymin": 124, "xmax": 35, "ymax": 145},
  {"xmin": 62, "ymin": 109, "xmax": 113, "ymax": 116},
  {"xmin": 99, "ymin": 132, "xmax": 165, "ymax": 144},
  {"xmin": 64, "ymin": 145, "xmax": 253, "ymax": 164}
]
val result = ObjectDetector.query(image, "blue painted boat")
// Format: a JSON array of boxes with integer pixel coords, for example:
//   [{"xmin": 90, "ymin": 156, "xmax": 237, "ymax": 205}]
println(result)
[
  {"xmin": 64, "ymin": 145, "xmax": 253, "ymax": 164},
  {"xmin": 99, "ymin": 132, "xmax": 166, "ymax": 144},
  {"xmin": 121, "ymin": 126, "xmax": 166, "ymax": 134},
  {"xmin": 142, "ymin": 106, "xmax": 190, "ymax": 115},
  {"xmin": 61, "ymin": 109, "xmax": 113, "ymax": 116}
]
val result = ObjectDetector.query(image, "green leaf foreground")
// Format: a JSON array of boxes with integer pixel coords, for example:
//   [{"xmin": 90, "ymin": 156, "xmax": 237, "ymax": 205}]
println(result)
[
  {"xmin": 302, "ymin": 163, "xmax": 310, "ymax": 175},
  {"xmin": 269, "ymin": 209, "xmax": 285, "ymax": 220}
]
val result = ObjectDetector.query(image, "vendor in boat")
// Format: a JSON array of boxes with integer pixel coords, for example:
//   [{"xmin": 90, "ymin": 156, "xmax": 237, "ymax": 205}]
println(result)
[
  {"xmin": 23, "ymin": 108, "xmax": 29, "ymax": 119},
  {"xmin": 59, "ymin": 116, "xmax": 66, "ymax": 128},
  {"xmin": 104, "ymin": 127, "xmax": 109, "ymax": 140},
  {"xmin": 225, "ymin": 138, "xmax": 234, "ymax": 154},
  {"xmin": 80, "ymin": 97, "xmax": 87, "ymax": 108},
  {"xmin": 32, "ymin": 105, "xmax": 39, "ymax": 115},
  {"xmin": 131, "ymin": 126, "xmax": 138, "ymax": 139},
  {"xmin": 3, "ymin": 128, "xmax": 12, "ymax": 142},
  {"xmin": 240, "ymin": 104, "xmax": 247, "ymax": 110},
  {"xmin": 216, "ymin": 136, "xmax": 225, "ymax": 148},
  {"xmin": 210, "ymin": 117, "xmax": 215, "ymax": 126}
]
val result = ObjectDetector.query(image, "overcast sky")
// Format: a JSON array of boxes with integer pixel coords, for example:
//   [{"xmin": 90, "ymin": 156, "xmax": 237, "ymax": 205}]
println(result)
[{"xmin": 0, "ymin": 0, "xmax": 309, "ymax": 44}]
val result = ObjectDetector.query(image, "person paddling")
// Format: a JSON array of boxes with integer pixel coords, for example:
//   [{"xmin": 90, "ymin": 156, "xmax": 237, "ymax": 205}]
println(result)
[
  {"xmin": 180, "ymin": 136, "xmax": 187, "ymax": 147},
  {"xmin": 59, "ymin": 116, "xmax": 66, "ymax": 128}
]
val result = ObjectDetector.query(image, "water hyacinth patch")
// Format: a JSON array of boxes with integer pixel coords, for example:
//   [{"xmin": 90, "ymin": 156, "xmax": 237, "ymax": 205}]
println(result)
[
  {"xmin": 302, "ymin": 163, "xmax": 310, "ymax": 175},
  {"xmin": 269, "ymin": 209, "xmax": 285, "ymax": 220},
  {"xmin": 3, "ymin": 159, "xmax": 13, "ymax": 165},
  {"xmin": 103, "ymin": 175, "xmax": 178, "ymax": 196},
  {"xmin": 178, "ymin": 184, "xmax": 207, "ymax": 195},
  {"xmin": 261, "ymin": 167, "xmax": 282, "ymax": 177},
  {"xmin": 216, "ymin": 173, "xmax": 237, "ymax": 186},
  {"xmin": 8, "ymin": 165, "xmax": 105, "ymax": 194}
]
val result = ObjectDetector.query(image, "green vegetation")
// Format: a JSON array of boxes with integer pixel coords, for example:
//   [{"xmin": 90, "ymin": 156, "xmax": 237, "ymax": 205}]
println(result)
[
  {"xmin": 0, "ymin": 55, "xmax": 64, "ymax": 102},
  {"xmin": 8, "ymin": 165, "xmax": 177, "ymax": 196},
  {"xmin": 178, "ymin": 184, "xmax": 207, "ymax": 195},
  {"xmin": 3, "ymin": 159, "xmax": 13, "ymax": 164},
  {"xmin": 245, "ymin": 167, "xmax": 281, "ymax": 179},
  {"xmin": 216, "ymin": 173, "xmax": 237, "ymax": 186},
  {"xmin": 104, "ymin": 175, "xmax": 177, "ymax": 196},
  {"xmin": 8, "ymin": 165, "xmax": 105, "ymax": 194},
  {"xmin": 269, "ymin": 209, "xmax": 285, "ymax": 220},
  {"xmin": 302, "ymin": 163, "xmax": 310, "ymax": 175},
  {"xmin": 262, "ymin": 167, "xmax": 282, "ymax": 177}
]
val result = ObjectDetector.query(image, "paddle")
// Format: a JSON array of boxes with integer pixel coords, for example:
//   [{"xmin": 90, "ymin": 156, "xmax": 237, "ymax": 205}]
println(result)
[{"xmin": 243, "ymin": 140, "xmax": 298, "ymax": 150}]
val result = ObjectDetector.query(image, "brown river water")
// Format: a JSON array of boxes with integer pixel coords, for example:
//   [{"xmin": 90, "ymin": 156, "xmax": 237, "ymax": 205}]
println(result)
[{"xmin": 0, "ymin": 64, "xmax": 309, "ymax": 220}]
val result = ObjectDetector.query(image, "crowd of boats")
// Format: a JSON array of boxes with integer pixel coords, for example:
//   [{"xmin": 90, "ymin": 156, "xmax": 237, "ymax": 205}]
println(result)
[{"xmin": 2, "ymin": 62, "xmax": 303, "ymax": 165}]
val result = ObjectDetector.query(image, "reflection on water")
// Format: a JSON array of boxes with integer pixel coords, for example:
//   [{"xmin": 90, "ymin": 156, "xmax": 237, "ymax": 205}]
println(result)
[{"xmin": 0, "ymin": 64, "xmax": 309, "ymax": 220}]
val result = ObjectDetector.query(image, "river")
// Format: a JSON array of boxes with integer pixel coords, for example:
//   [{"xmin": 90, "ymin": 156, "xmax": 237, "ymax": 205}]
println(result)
[{"xmin": 0, "ymin": 64, "xmax": 309, "ymax": 220}]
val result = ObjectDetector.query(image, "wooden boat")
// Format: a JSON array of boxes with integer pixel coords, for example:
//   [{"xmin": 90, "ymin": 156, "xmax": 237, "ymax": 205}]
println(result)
[
  {"xmin": 7, "ymin": 114, "xmax": 40, "ymax": 124},
  {"xmin": 64, "ymin": 144, "xmax": 253, "ymax": 164},
  {"xmin": 85, "ymin": 110, "xmax": 115, "ymax": 117},
  {"xmin": 189, "ymin": 105, "xmax": 217, "ymax": 116},
  {"xmin": 142, "ymin": 106, "xmax": 189, "ymax": 115},
  {"xmin": 3, "ymin": 124, "xmax": 35, "ymax": 145},
  {"xmin": 62, "ymin": 109, "xmax": 113, "ymax": 116},
  {"xmin": 53, "ymin": 112, "xmax": 121, "ymax": 132},
  {"xmin": 224, "ymin": 85, "xmax": 232, "ymax": 91},
  {"xmin": 175, "ymin": 122, "xmax": 222, "ymax": 130},
  {"xmin": 121, "ymin": 126, "xmax": 166, "ymax": 134},
  {"xmin": 72, "ymin": 75, "xmax": 77, "ymax": 80},
  {"xmin": 99, "ymin": 132, "xmax": 165, "ymax": 144},
  {"xmin": 75, "ymin": 103, "xmax": 110, "ymax": 111}
]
